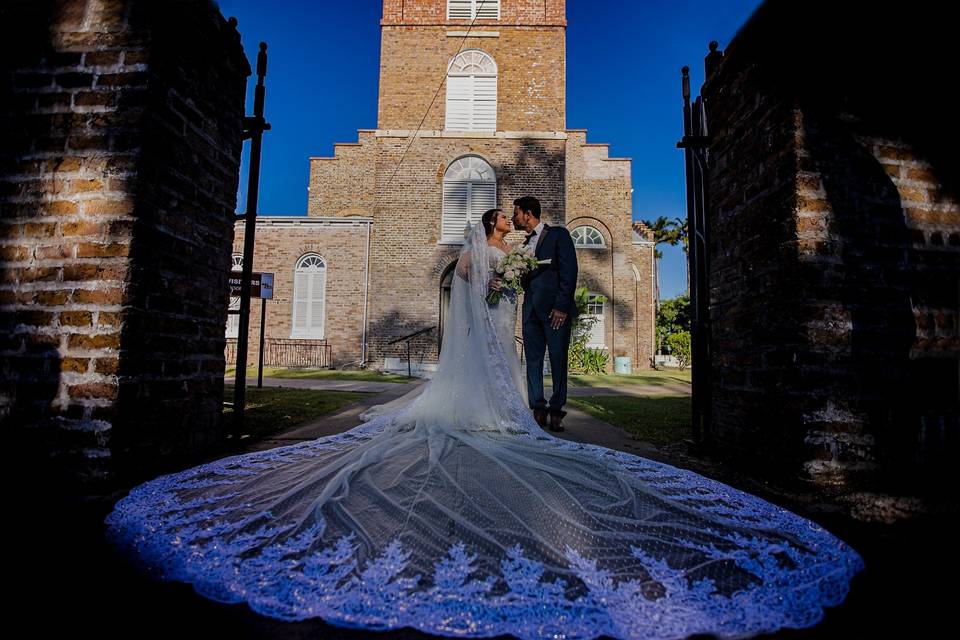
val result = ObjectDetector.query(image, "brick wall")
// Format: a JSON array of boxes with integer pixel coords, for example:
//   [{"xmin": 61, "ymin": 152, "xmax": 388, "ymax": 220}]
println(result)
[
  {"xmin": 231, "ymin": 218, "xmax": 371, "ymax": 368},
  {"xmin": 0, "ymin": 0, "xmax": 249, "ymax": 493},
  {"xmin": 378, "ymin": 1, "xmax": 565, "ymax": 132},
  {"xmin": 701, "ymin": 0, "xmax": 958, "ymax": 492}
]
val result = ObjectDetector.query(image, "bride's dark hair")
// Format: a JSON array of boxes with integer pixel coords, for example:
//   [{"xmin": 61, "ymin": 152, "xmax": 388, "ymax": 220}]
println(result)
[{"xmin": 481, "ymin": 208, "xmax": 502, "ymax": 237}]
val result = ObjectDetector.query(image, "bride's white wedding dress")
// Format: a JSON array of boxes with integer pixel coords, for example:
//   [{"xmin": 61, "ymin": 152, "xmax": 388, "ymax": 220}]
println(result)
[{"xmin": 104, "ymin": 223, "xmax": 864, "ymax": 640}]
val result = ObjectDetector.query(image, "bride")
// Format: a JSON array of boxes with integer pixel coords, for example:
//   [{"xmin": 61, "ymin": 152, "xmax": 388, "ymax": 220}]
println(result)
[{"xmin": 104, "ymin": 210, "xmax": 864, "ymax": 640}]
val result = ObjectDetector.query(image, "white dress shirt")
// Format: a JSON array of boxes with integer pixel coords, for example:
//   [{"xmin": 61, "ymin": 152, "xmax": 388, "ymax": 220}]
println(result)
[{"xmin": 525, "ymin": 220, "xmax": 546, "ymax": 253}]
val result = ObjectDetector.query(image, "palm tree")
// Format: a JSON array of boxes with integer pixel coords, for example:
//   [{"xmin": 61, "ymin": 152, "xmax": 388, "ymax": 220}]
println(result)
[
  {"xmin": 640, "ymin": 216, "xmax": 678, "ymax": 309},
  {"xmin": 671, "ymin": 216, "xmax": 689, "ymax": 294}
]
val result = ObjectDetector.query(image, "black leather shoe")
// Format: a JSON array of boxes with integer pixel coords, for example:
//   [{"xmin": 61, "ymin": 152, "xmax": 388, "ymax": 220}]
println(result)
[
  {"xmin": 533, "ymin": 408, "xmax": 549, "ymax": 429},
  {"xmin": 548, "ymin": 409, "xmax": 567, "ymax": 432}
]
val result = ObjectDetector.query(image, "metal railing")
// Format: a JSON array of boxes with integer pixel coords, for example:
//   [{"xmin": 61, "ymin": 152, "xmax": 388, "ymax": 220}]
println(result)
[
  {"xmin": 387, "ymin": 326, "xmax": 436, "ymax": 378},
  {"xmin": 224, "ymin": 337, "xmax": 331, "ymax": 368}
]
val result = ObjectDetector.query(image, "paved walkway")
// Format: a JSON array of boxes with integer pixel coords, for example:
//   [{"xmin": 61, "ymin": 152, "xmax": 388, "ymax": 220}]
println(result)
[{"xmin": 232, "ymin": 376, "xmax": 679, "ymax": 464}]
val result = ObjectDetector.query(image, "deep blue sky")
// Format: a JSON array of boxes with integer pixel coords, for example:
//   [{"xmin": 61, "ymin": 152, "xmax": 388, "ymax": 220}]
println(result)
[{"xmin": 216, "ymin": 0, "xmax": 764, "ymax": 300}]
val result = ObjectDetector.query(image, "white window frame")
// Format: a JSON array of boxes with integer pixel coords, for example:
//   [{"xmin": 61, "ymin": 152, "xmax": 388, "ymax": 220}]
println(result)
[
  {"xmin": 225, "ymin": 254, "xmax": 243, "ymax": 338},
  {"xmin": 571, "ymin": 225, "xmax": 606, "ymax": 249},
  {"xmin": 441, "ymin": 155, "xmax": 497, "ymax": 244},
  {"xmin": 585, "ymin": 293, "xmax": 606, "ymax": 349},
  {"xmin": 291, "ymin": 253, "xmax": 327, "ymax": 339},
  {"xmin": 447, "ymin": 0, "xmax": 500, "ymax": 20},
  {"xmin": 445, "ymin": 49, "xmax": 497, "ymax": 132}
]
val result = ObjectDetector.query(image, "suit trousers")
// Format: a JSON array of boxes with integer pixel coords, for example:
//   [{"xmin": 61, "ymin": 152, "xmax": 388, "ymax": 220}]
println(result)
[{"xmin": 522, "ymin": 310, "xmax": 573, "ymax": 414}]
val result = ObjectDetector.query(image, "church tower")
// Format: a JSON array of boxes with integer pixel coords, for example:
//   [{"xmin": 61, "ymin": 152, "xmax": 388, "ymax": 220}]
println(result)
[{"xmin": 378, "ymin": 0, "xmax": 567, "ymax": 132}]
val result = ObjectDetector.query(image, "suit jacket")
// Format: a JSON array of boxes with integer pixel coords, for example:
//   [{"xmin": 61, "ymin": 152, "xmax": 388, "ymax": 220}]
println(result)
[{"xmin": 521, "ymin": 223, "xmax": 579, "ymax": 323}]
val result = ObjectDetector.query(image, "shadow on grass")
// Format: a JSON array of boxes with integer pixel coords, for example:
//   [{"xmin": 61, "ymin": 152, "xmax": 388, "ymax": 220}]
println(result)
[
  {"xmin": 568, "ymin": 395, "xmax": 692, "ymax": 446},
  {"xmin": 224, "ymin": 367, "xmax": 413, "ymax": 383},
  {"xmin": 223, "ymin": 386, "xmax": 373, "ymax": 440}
]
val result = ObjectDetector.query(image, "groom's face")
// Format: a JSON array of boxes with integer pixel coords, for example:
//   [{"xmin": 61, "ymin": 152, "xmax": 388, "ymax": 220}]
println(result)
[{"xmin": 512, "ymin": 206, "xmax": 529, "ymax": 231}]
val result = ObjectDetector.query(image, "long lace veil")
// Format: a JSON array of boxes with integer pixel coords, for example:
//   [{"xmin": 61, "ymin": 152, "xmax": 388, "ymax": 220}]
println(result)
[{"xmin": 358, "ymin": 222, "xmax": 535, "ymax": 433}]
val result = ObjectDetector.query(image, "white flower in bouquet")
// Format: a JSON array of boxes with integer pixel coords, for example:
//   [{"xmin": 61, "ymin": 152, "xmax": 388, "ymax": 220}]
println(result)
[{"xmin": 486, "ymin": 248, "xmax": 551, "ymax": 304}]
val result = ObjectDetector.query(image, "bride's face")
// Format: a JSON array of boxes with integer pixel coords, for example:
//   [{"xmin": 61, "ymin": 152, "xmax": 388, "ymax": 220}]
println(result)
[{"xmin": 494, "ymin": 211, "xmax": 512, "ymax": 234}]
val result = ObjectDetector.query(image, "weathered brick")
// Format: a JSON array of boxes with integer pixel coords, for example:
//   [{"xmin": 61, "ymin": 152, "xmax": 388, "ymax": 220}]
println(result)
[
  {"xmin": 68, "ymin": 383, "xmax": 118, "ymax": 401},
  {"xmin": 67, "ymin": 332, "xmax": 120, "ymax": 350},
  {"xmin": 60, "ymin": 310, "xmax": 93, "ymax": 326},
  {"xmin": 76, "ymin": 242, "xmax": 129, "ymax": 258},
  {"xmin": 61, "ymin": 357, "xmax": 90, "ymax": 373},
  {"xmin": 94, "ymin": 358, "xmax": 119, "ymax": 375},
  {"xmin": 73, "ymin": 288, "xmax": 124, "ymax": 305}
]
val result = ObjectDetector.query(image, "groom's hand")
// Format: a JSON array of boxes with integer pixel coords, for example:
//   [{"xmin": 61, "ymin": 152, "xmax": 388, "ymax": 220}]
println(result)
[{"xmin": 549, "ymin": 308, "xmax": 568, "ymax": 329}]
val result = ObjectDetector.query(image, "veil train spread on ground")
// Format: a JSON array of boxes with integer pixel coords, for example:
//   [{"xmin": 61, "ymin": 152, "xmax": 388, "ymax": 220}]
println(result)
[{"xmin": 104, "ymin": 223, "xmax": 864, "ymax": 640}]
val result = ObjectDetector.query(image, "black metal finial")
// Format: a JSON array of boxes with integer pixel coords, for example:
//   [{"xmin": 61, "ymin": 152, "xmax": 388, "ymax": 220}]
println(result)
[
  {"xmin": 705, "ymin": 41, "xmax": 723, "ymax": 79},
  {"xmin": 257, "ymin": 42, "xmax": 268, "ymax": 78},
  {"xmin": 682, "ymin": 66, "xmax": 690, "ymax": 76}
]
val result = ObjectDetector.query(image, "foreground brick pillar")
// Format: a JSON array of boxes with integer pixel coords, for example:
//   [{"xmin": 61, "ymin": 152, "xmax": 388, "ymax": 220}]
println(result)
[
  {"xmin": 0, "ymin": 0, "xmax": 250, "ymax": 494},
  {"xmin": 701, "ymin": 0, "xmax": 958, "ymax": 494}
]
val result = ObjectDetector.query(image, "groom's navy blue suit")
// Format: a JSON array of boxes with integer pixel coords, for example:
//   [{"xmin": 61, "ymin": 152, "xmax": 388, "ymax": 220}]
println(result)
[{"xmin": 521, "ymin": 222, "xmax": 578, "ymax": 415}]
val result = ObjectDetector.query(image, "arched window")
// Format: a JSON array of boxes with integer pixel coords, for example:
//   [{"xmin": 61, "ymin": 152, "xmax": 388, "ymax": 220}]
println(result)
[
  {"xmin": 585, "ymin": 292, "xmax": 606, "ymax": 348},
  {"xmin": 441, "ymin": 155, "xmax": 497, "ymax": 243},
  {"xmin": 445, "ymin": 49, "xmax": 497, "ymax": 131},
  {"xmin": 225, "ymin": 254, "xmax": 243, "ymax": 338},
  {"xmin": 291, "ymin": 253, "xmax": 326, "ymax": 339},
  {"xmin": 571, "ymin": 225, "xmax": 606, "ymax": 248},
  {"xmin": 447, "ymin": 0, "xmax": 499, "ymax": 20}
]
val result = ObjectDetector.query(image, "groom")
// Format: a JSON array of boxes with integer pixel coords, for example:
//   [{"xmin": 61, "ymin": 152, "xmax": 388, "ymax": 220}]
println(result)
[{"xmin": 512, "ymin": 196, "xmax": 578, "ymax": 432}]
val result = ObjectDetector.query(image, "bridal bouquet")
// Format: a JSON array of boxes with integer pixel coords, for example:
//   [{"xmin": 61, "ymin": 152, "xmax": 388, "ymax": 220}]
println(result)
[{"xmin": 485, "ymin": 250, "xmax": 551, "ymax": 304}]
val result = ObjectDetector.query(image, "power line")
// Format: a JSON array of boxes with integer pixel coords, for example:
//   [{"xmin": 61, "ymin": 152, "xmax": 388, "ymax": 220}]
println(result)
[{"xmin": 376, "ymin": 0, "xmax": 492, "ymax": 209}]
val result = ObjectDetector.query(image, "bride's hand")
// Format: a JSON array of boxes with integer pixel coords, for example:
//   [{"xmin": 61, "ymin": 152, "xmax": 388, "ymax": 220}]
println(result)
[{"xmin": 488, "ymin": 277, "xmax": 502, "ymax": 291}]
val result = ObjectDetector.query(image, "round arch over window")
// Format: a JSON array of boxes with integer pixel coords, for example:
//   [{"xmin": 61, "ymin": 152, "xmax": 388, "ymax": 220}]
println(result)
[
  {"xmin": 445, "ymin": 49, "xmax": 497, "ymax": 131},
  {"xmin": 571, "ymin": 225, "xmax": 606, "ymax": 248},
  {"xmin": 291, "ymin": 253, "xmax": 326, "ymax": 339},
  {"xmin": 441, "ymin": 155, "xmax": 497, "ymax": 243}
]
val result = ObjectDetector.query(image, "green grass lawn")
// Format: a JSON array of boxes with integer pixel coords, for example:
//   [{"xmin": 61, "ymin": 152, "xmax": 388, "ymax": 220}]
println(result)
[
  {"xmin": 546, "ymin": 368, "xmax": 692, "ymax": 388},
  {"xmin": 223, "ymin": 385, "xmax": 373, "ymax": 440},
  {"xmin": 568, "ymin": 395, "xmax": 693, "ymax": 446},
  {"xmin": 224, "ymin": 366, "xmax": 413, "ymax": 383}
]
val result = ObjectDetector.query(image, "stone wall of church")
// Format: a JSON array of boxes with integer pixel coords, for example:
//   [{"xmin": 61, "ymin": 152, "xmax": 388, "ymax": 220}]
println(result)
[
  {"xmin": 565, "ymin": 130, "xmax": 655, "ymax": 370},
  {"xmin": 361, "ymin": 136, "xmax": 568, "ymax": 366},
  {"xmin": 377, "ymin": 4, "xmax": 566, "ymax": 132},
  {"xmin": 231, "ymin": 220, "xmax": 370, "ymax": 368},
  {"xmin": 381, "ymin": 0, "xmax": 566, "ymax": 24}
]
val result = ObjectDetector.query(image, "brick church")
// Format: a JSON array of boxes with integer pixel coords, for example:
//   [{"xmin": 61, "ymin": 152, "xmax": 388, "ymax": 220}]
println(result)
[{"xmin": 231, "ymin": 0, "xmax": 656, "ymax": 374}]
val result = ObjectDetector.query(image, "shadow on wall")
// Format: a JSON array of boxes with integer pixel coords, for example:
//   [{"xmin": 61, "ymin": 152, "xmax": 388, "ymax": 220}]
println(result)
[
  {"xmin": 800, "ymin": 111, "xmax": 951, "ymax": 490},
  {"xmin": 731, "ymin": 0, "xmax": 959, "ymax": 490}
]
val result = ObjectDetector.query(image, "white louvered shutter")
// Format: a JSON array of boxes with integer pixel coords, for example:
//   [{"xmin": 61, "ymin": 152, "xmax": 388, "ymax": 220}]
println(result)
[
  {"xmin": 442, "ymin": 180, "xmax": 469, "ymax": 242},
  {"xmin": 447, "ymin": 0, "xmax": 472, "ymax": 19},
  {"xmin": 473, "ymin": 75, "xmax": 497, "ymax": 130},
  {"xmin": 469, "ymin": 181, "xmax": 496, "ymax": 221},
  {"xmin": 445, "ymin": 75, "xmax": 472, "ymax": 131},
  {"xmin": 307, "ymin": 268, "xmax": 325, "ymax": 337},
  {"xmin": 586, "ymin": 295, "xmax": 605, "ymax": 348},
  {"xmin": 475, "ymin": 0, "xmax": 499, "ymax": 20},
  {"xmin": 292, "ymin": 270, "xmax": 309, "ymax": 335}
]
